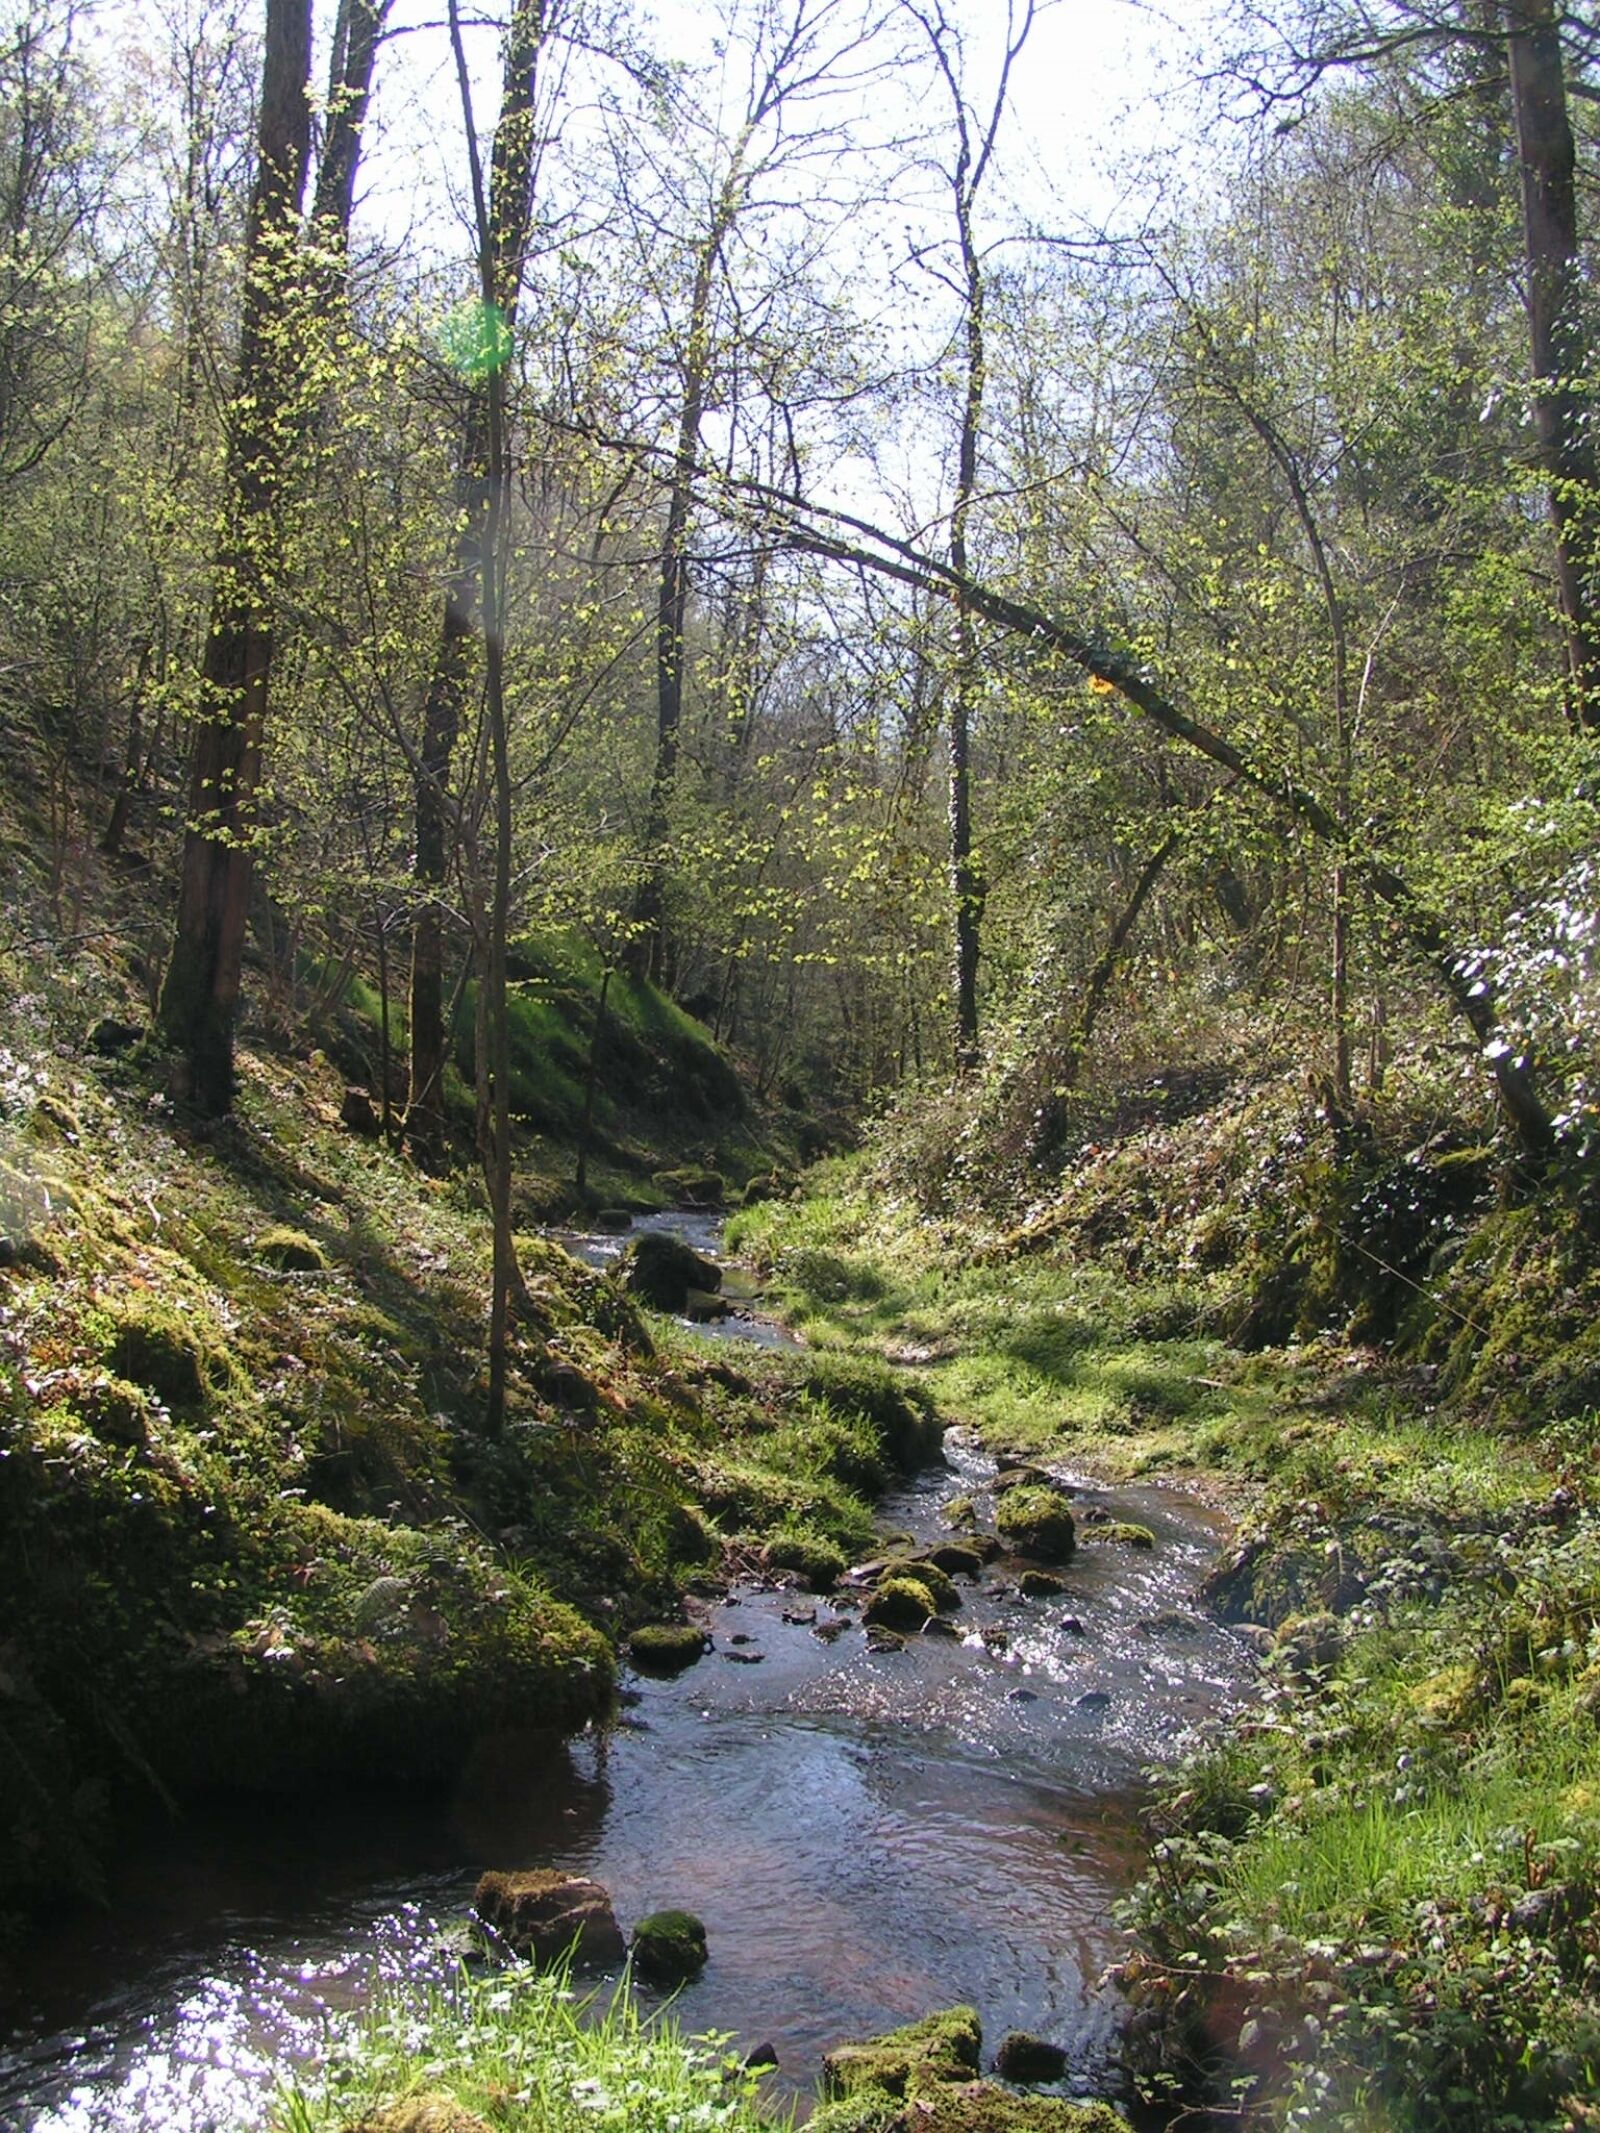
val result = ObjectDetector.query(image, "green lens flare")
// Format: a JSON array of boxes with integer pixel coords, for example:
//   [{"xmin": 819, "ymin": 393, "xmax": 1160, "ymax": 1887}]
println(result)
[{"xmin": 439, "ymin": 298, "xmax": 513, "ymax": 380}]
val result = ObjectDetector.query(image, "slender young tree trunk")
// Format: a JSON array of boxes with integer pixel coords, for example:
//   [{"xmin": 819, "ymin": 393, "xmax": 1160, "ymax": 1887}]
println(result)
[
  {"xmin": 906, "ymin": 0, "xmax": 1036, "ymax": 1067},
  {"xmin": 574, "ymin": 966, "xmax": 611, "ymax": 1198},
  {"xmin": 156, "ymin": 0, "xmax": 312, "ymax": 1113},
  {"xmin": 948, "ymin": 224, "xmax": 985, "ymax": 1068},
  {"xmin": 446, "ymin": 0, "xmax": 542, "ymax": 1432},
  {"xmin": 407, "ymin": 0, "xmax": 543, "ymax": 1167},
  {"xmin": 628, "ymin": 209, "xmax": 734, "ymax": 984},
  {"xmin": 1506, "ymin": 0, "xmax": 1600, "ymax": 729}
]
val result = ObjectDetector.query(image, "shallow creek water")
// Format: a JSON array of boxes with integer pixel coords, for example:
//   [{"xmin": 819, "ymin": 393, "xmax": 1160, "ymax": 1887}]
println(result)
[{"xmin": 0, "ymin": 1217, "xmax": 1253, "ymax": 2132}]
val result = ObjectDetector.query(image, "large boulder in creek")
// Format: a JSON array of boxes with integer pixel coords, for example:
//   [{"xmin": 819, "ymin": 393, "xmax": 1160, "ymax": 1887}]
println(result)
[
  {"xmin": 621, "ymin": 1231, "xmax": 723, "ymax": 1312},
  {"xmin": 473, "ymin": 1869, "xmax": 625, "ymax": 1967},
  {"xmin": 995, "ymin": 1485, "xmax": 1077, "ymax": 1564}
]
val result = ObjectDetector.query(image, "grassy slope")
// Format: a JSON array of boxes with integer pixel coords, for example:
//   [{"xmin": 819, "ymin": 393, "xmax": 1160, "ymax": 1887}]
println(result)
[{"xmin": 729, "ymin": 1095, "xmax": 1600, "ymax": 2133}]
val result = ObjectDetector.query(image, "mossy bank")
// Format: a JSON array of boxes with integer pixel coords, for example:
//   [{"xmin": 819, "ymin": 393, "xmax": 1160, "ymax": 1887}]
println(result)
[{"xmin": 0, "ymin": 1000, "xmax": 929, "ymax": 1959}]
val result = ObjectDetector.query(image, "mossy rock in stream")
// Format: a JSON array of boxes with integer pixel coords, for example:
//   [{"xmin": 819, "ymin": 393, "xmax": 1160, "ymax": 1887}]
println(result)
[
  {"xmin": 1019, "ymin": 1569, "xmax": 1068, "ymax": 1599},
  {"xmin": 764, "ymin": 1528, "xmax": 847, "ymax": 1591},
  {"xmin": 815, "ymin": 2002, "xmax": 1129, "ymax": 2133},
  {"xmin": 923, "ymin": 1542, "xmax": 984, "ymax": 1579},
  {"xmin": 862, "ymin": 1575, "xmax": 940, "ymax": 1632},
  {"xmin": 995, "ymin": 1485, "xmax": 1077, "ymax": 1564},
  {"xmin": 991, "ymin": 1464, "xmax": 1052, "ymax": 1495},
  {"xmin": 630, "ymin": 1907, "xmax": 708, "ymax": 1983},
  {"xmin": 627, "ymin": 1622, "xmax": 708, "ymax": 1674},
  {"xmin": 652, "ymin": 1166, "xmax": 725, "ymax": 1208},
  {"xmin": 822, "ymin": 2006, "xmax": 983, "ymax": 2099},
  {"xmin": 842, "ymin": 2091, "xmax": 1129, "ymax": 2133},
  {"xmin": 1080, "ymin": 1520, "xmax": 1154, "ymax": 1551},
  {"xmin": 884, "ymin": 1554, "xmax": 961, "ymax": 1612},
  {"xmin": 621, "ymin": 1233, "xmax": 722, "ymax": 1312}
]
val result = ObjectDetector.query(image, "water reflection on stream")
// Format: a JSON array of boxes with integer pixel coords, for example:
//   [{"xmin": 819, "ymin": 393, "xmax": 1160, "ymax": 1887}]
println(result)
[{"xmin": 0, "ymin": 1216, "xmax": 1254, "ymax": 2132}]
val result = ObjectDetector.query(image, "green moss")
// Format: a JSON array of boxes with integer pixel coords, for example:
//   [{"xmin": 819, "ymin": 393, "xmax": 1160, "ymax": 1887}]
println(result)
[
  {"xmin": 798, "ymin": 1352, "xmax": 941, "ymax": 1471},
  {"xmin": 764, "ymin": 1528, "xmax": 847, "ymax": 1590},
  {"xmin": 863, "ymin": 1575, "xmax": 939, "ymax": 1631},
  {"xmin": 255, "ymin": 1226, "xmax": 326, "ymax": 1273},
  {"xmin": 99, "ymin": 1296, "xmax": 221, "ymax": 1413},
  {"xmin": 345, "ymin": 2093, "xmax": 492, "ymax": 2133},
  {"xmin": 809, "ymin": 2086, "xmax": 904, "ymax": 2133},
  {"xmin": 653, "ymin": 1167, "xmax": 725, "ymax": 1208},
  {"xmin": 77, "ymin": 1371, "xmax": 152, "ymax": 1447},
  {"xmin": 629, "ymin": 1907, "xmax": 708, "ymax": 1983},
  {"xmin": 626, "ymin": 1622, "xmax": 707, "ymax": 1674},
  {"xmin": 995, "ymin": 1485, "xmax": 1077, "ymax": 1563},
  {"xmin": 885, "ymin": 1555, "xmax": 961, "ymax": 1612},
  {"xmin": 1081, "ymin": 1520, "xmax": 1154, "ymax": 1550},
  {"xmin": 897, "ymin": 2092, "xmax": 1129, "ymax": 2133},
  {"xmin": 823, "ymin": 2007, "xmax": 983, "ymax": 2098},
  {"xmin": 1019, "ymin": 1568, "xmax": 1067, "ymax": 1597}
]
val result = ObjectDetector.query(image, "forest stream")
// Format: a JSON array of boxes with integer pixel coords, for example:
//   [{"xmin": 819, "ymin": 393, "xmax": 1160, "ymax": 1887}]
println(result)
[{"xmin": 0, "ymin": 1216, "xmax": 1254, "ymax": 2133}]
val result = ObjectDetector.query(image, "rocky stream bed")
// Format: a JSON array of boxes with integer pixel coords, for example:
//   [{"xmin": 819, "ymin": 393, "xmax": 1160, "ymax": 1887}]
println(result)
[{"xmin": 0, "ymin": 1218, "xmax": 1256, "ymax": 2131}]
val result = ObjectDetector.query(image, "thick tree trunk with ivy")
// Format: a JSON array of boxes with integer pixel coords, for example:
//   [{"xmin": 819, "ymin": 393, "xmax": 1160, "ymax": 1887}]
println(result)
[
  {"xmin": 406, "ymin": 0, "xmax": 543, "ymax": 1168},
  {"xmin": 156, "ymin": 0, "xmax": 312, "ymax": 1114}
]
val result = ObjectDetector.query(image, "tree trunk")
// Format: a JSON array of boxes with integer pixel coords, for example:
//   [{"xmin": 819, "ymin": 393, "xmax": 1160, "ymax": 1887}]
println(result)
[
  {"xmin": 1506, "ymin": 0, "xmax": 1600, "ymax": 729},
  {"xmin": 407, "ymin": 0, "xmax": 543, "ymax": 1167},
  {"xmin": 156, "ymin": 0, "xmax": 312, "ymax": 1114}
]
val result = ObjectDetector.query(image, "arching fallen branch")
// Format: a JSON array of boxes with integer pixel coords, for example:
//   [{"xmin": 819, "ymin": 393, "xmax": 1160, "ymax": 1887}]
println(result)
[{"xmin": 550, "ymin": 420, "xmax": 1557, "ymax": 1164}]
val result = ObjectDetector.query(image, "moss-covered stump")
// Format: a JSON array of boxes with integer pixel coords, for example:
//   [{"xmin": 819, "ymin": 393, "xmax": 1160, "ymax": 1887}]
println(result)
[
  {"xmin": 862, "ymin": 1575, "xmax": 939, "ymax": 1632},
  {"xmin": 822, "ymin": 2006, "xmax": 983, "ymax": 2099},
  {"xmin": 627, "ymin": 1622, "xmax": 708, "ymax": 1674},
  {"xmin": 630, "ymin": 1907, "xmax": 709, "ymax": 1983},
  {"xmin": 993, "ymin": 2030, "xmax": 1068, "ymax": 2082},
  {"xmin": 621, "ymin": 1232, "xmax": 723, "ymax": 1312},
  {"xmin": 474, "ymin": 1869, "xmax": 625, "ymax": 1967},
  {"xmin": 345, "ymin": 2097, "xmax": 491, "ymax": 2133},
  {"xmin": 100, "ymin": 1297, "xmax": 217, "ymax": 1413},
  {"xmin": 995, "ymin": 1485, "xmax": 1077, "ymax": 1564}
]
